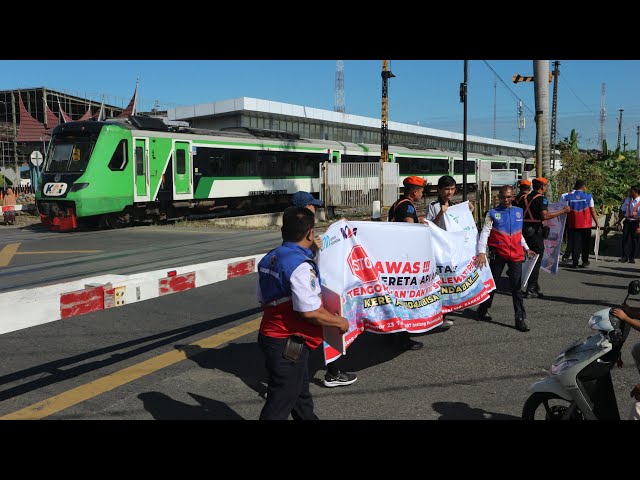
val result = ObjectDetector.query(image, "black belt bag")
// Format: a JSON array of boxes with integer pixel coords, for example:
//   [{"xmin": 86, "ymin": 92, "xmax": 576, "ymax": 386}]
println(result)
[{"xmin": 542, "ymin": 225, "xmax": 550, "ymax": 239}]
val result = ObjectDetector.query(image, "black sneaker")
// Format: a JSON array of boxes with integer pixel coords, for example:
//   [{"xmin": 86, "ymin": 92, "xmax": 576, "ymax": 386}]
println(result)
[
  {"xmin": 524, "ymin": 291, "xmax": 538, "ymax": 299},
  {"xmin": 323, "ymin": 370, "xmax": 358, "ymax": 388},
  {"xmin": 515, "ymin": 319, "xmax": 530, "ymax": 332},
  {"xmin": 398, "ymin": 338, "xmax": 423, "ymax": 351},
  {"xmin": 630, "ymin": 259, "xmax": 636, "ymax": 264},
  {"xmin": 477, "ymin": 311, "xmax": 492, "ymax": 322},
  {"xmin": 580, "ymin": 261, "xmax": 590, "ymax": 268},
  {"xmin": 619, "ymin": 257, "xmax": 629, "ymax": 263}
]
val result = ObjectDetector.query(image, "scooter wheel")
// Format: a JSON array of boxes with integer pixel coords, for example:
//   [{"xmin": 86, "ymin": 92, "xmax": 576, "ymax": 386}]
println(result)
[{"xmin": 522, "ymin": 392, "xmax": 584, "ymax": 420}]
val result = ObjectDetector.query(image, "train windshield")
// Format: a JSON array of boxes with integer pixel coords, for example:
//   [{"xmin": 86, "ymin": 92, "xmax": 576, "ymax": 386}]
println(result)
[{"xmin": 44, "ymin": 135, "xmax": 96, "ymax": 173}]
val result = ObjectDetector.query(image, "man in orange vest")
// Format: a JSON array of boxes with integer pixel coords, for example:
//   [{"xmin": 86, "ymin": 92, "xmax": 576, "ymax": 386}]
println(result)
[
  {"xmin": 517, "ymin": 177, "xmax": 570, "ymax": 298},
  {"xmin": 386, "ymin": 176, "xmax": 427, "ymax": 350}
]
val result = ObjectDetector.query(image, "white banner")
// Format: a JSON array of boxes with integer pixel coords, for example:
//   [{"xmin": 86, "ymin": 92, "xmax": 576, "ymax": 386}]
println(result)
[
  {"xmin": 521, "ymin": 253, "xmax": 539, "ymax": 291},
  {"xmin": 317, "ymin": 217, "xmax": 495, "ymax": 363},
  {"xmin": 541, "ymin": 201, "xmax": 568, "ymax": 275}
]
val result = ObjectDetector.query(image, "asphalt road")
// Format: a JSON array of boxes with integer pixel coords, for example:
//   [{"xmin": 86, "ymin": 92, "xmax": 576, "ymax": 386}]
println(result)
[{"xmin": 0, "ymin": 233, "xmax": 638, "ymax": 420}]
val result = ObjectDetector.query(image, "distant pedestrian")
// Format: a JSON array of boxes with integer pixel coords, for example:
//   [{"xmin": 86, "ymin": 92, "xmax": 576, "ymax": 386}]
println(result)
[
  {"xmin": 514, "ymin": 179, "xmax": 531, "ymax": 205},
  {"xmin": 562, "ymin": 180, "xmax": 600, "ymax": 268},
  {"xmin": 612, "ymin": 186, "xmax": 640, "ymax": 264},
  {"xmin": 3, "ymin": 187, "xmax": 16, "ymax": 225}
]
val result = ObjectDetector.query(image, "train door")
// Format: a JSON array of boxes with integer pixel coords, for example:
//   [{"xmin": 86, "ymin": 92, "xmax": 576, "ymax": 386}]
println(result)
[
  {"xmin": 134, "ymin": 138, "xmax": 150, "ymax": 202},
  {"xmin": 173, "ymin": 141, "xmax": 192, "ymax": 199},
  {"xmin": 331, "ymin": 151, "xmax": 340, "ymax": 163}
]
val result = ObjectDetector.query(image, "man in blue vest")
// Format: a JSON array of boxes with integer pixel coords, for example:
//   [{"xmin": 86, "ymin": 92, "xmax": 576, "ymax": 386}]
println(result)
[
  {"xmin": 561, "ymin": 180, "xmax": 600, "ymax": 268},
  {"xmin": 257, "ymin": 206, "xmax": 349, "ymax": 420},
  {"xmin": 291, "ymin": 191, "xmax": 358, "ymax": 388},
  {"xmin": 475, "ymin": 185, "xmax": 535, "ymax": 332}
]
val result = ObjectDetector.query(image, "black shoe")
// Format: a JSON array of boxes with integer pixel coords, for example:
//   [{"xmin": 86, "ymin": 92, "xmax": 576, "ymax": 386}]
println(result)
[
  {"xmin": 579, "ymin": 261, "xmax": 590, "ymax": 268},
  {"xmin": 630, "ymin": 259, "xmax": 636, "ymax": 264},
  {"xmin": 323, "ymin": 371, "xmax": 358, "ymax": 388},
  {"xmin": 619, "ymin": 257, "xmax": 629, "ymax": 263},
  {"xmin": 398, "ymin": 338, "xmax": 423, "ymax": 351},
  {"xmin": 524, "ymin": 291, "xmax": 538, "ymax": 299},
  {"xmin": 477, "ymin": 311, "xmax": 492, "ymax": 322},
  {"xmin": 515, "ymin": 319, "xmax": 530, "ymax": 332}
]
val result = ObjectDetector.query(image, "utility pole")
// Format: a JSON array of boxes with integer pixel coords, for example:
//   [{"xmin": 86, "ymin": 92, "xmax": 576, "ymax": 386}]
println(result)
[
  {"xmin": 380, "ymin": 60, "xmax": 395, "ymax": 163},
  {"xmin": 517, "ymin": 100, "xmax": 525, "ymax": 143},
  {"xmin": 617, "ymin": 108, "xmax": 624, "ymax": 150},
  {"xmin": 493, "ymin": 78, "xmax": 496, "ymax": 139},
  {"xmin": 334, "ymin": 61, "xmax": 345, "ymax": 113},
  {"xmin": 533, "ymin": 60, "xmax": 550, "ymax": 177},
  {"xmin": 598, "ymin": 82, "xmax": 607, "ymax": 150},
  {"xmin": 461, "ymin": 60, "xmax": 468, "ymax": 201},
  {"xmin": 637, "ymin": 126, "xmax": 639, "ymax": 160},
  {"xmin": 380, "ymin": 60, "xmax": 395, "ymax": 206},
  {"xmin": 623, "ymin": 135, "xmax": 627, "ymax": 153},
  {"xmin": 550, "ymin": 61, "xmax": 560, "ymax": 171}
]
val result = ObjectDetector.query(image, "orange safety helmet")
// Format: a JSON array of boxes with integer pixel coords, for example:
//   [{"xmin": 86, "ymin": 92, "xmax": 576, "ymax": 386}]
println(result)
[
  {"xmin": 535, "ymin": 177, "xmax": 549, "ymax": 185},
  {"xmin": 520, "ymin": 179, "xmax": 532, "ymax": 187},
  {"xmin": 403, "ymin": 176, "xmax": 427, "ymax": 188}
]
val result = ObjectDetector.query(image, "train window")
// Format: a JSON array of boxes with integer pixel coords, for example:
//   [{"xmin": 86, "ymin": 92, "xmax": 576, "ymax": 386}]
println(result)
[
  {"xmin": 176, "ymin": 149, "xmax": 186, "ymax": 175},
  {"xmin": 45, "ymin": 136, "xmax": 95, "ymax": 173},
  {"xmin": 135, "ymin": 147, "xmax": 145, "ymax": 175},
  {"xmin": 524, "ymin": 162, "xmax": 535, "ymax": 171},
  {"xmin": 491, "ymin": 162, "xmax": 504, "ymax": 170},
  {"xmin": 454, "ymin": 160, "xmax": 476, "ymax": 174},
  {"xmin": 432, "ymin": 159, "xmax": 449, "ymax": 174},
  {"xmin": 108, "ymin": 140, "xmax": 128, "ymax": 171}
]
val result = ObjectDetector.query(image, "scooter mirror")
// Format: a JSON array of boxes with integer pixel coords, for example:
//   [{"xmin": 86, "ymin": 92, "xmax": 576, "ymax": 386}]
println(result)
[{"xmin": 628, "ymin": 280, "xmax": 640, "ymax": 295}]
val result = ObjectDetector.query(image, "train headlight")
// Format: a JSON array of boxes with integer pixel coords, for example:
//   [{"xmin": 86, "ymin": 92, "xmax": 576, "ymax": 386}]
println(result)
[{"xmin": 69, "ymin": 183, "xmax": 90, "ymax": 192}]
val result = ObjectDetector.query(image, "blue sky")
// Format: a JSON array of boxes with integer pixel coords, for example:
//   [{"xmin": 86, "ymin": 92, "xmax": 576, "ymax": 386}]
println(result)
[{"xmin": 1, "ymin": 60, "xmax": 638, "ymax": 150}]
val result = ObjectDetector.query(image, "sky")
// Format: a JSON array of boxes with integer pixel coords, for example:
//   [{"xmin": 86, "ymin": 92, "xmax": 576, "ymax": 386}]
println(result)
[{"xmin": 1, "ymin": 59, "xmax": 638, "ymax": 151}]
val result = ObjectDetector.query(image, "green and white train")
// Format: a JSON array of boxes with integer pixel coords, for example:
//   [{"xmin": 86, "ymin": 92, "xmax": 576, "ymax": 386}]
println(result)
[{"xmin": 36, "ymin": 116, "xmax": 534, "ymax": 230}]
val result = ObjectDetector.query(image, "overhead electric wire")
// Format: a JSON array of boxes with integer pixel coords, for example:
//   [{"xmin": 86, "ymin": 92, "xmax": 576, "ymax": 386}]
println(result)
[{"xmin": 482, "ymin": 60, "xmax": 534, "ymax": 115}]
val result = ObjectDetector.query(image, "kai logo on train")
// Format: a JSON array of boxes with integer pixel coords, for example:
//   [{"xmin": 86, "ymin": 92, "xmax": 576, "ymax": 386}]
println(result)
[
  {"xmin": 43, "ymin": 183, "xmax": 68, "ymax": 196},
  {"xmin": 347, "ymin": 245, "xmax": 379, "ymax": 283}
]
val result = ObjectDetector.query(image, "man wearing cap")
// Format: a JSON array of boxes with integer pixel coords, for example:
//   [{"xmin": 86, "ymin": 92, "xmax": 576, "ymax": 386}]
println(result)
[
  {"xmin": 517, "ymin": 177, "xmax": 570, "ymax": 299},
  {"xmin": 257, "ymin": 207, "xmax": 349, "ymax": 419},
  {"xmin": 386, "ymin": 176, "xmax": 426, "ymax": 351},
  {"xmin": 290, "ymin": 192, "xmax": 358, "ymax": 388},
  {"xmin": 514, "ymin": 179, "xmax": 531, "ymax": 205}
]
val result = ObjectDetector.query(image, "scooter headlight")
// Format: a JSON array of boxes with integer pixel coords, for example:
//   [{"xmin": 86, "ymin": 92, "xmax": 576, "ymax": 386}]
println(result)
[{"xmin": 550, "ymin": 358, "xmax": 579, "ymax": 375}]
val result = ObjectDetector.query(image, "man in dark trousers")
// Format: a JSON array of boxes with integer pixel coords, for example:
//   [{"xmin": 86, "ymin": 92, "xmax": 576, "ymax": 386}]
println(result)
[
  {"xmin": 612, "ymin": 186, "xmax": 640, "ymax": 263},
  {"xmin": 256, "ymin": 207, "xmax": 349, "ymax": 420},
  {"xmin": 290, "ymin": 191, "xmax": 358, "ymax": 388},
  {"xmin": 475, "ymin": 185, "xmax": 535, "ymax": 332},
  {"xmin": 386, "ymin": 175, "xmax": 426, "ymax": 350},
  {"xmin": 561, "ymin": 180, "xmax": 600, "ymax": 268},
  {"xmin": 517, "ymin": 177, "xmax": 570, "ymax": 299}
]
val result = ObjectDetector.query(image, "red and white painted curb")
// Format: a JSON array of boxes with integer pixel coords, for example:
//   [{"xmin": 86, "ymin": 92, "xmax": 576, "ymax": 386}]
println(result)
[
  {"xmin": 1, "ymin": 204, "xmax": 34, "ymax": 212},
  {"xmin": 0, "ymin": 253, "xmax": 266, "ymax": 336}
]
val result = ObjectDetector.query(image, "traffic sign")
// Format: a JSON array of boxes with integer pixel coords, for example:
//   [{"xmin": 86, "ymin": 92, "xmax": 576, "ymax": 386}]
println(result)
[{"xmin": 30, "ymin": 151, "xmax": 43, "ymax": 167}]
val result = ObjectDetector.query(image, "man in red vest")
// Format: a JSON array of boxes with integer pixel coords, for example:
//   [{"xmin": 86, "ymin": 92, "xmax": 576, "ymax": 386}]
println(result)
[{"xmin": 561, "ymin": 180, "xmax": 600, "ymax": 268}]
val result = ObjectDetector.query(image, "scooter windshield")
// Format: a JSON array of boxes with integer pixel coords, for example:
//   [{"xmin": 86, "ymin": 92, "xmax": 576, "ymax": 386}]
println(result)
[{"xmin": 588, "ymin": 308, "xmax": 614, "ymax": 332}]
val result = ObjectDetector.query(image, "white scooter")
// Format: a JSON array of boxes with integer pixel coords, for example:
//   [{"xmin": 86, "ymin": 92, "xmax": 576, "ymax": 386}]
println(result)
[{"xmin": 522, "ymin": 280, "xmax": 640, "ymax": 420}]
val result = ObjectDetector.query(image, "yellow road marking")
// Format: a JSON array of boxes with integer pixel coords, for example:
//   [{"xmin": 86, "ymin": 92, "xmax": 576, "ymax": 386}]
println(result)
[
  {"xmin": 0, "ymin": 242, "xmax": 102, "ymax": 267},
  {"xmin": 0, "ymin": 243, "xmax": 20, "ymax": 267},
  {"xmin": 0, "ymin": 316, "xmax": 262, "ymax": 420},
  {"xmin": 15, "ymin": 250, "xmax": 101, "ymax": 254}
]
